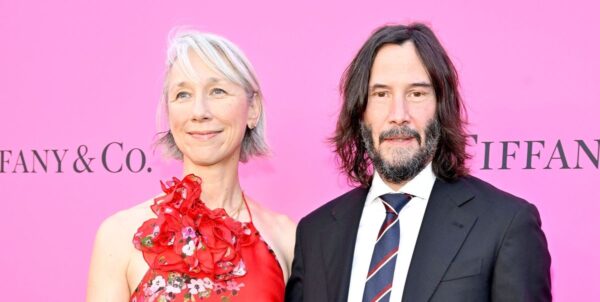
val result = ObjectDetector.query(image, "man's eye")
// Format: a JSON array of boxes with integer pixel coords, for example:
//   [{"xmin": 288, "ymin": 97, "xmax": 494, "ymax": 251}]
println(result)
[
  {"xmin": 372, "ymin": 91, "xmax": 389, "ymax": 98},
  {"xmin": 410, "ymin": 91, "xmax": 426, "ymax": 97}
]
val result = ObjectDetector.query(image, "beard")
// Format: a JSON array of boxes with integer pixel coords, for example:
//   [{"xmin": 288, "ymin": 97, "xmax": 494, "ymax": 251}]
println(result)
[{"xmin": 360, "ymin": 119, "xmax": 441, "ymax": 183}]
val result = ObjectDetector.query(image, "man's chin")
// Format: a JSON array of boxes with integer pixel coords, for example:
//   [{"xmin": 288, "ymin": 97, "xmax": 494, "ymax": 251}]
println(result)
[
  {"xmin": 379, "ymin": 148, "xmax": 417, "ymax": 164},
  {"xmin": 379, "ymin": 156, "xmax": 413, "ymax": 169}
]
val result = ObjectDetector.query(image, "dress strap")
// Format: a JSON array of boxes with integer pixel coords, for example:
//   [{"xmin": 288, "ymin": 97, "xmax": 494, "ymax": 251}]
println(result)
[{"xmin": 242, "ymin": 192, "xmax": 253, "ymax": 222}]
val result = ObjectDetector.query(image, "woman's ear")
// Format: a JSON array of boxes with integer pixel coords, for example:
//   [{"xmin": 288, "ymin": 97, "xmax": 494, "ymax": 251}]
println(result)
[{"xmin": 247, "ymin": 92, "xmax": 262, "ymax": 129}]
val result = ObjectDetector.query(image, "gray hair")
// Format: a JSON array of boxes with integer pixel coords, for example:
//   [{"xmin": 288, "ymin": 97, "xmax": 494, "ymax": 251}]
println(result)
[{"xmin": 156, "ymin": 29, "xmax": 269, "ymax": 162}]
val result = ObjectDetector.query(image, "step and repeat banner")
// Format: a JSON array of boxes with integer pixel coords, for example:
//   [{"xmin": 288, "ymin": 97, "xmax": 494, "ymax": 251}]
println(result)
[{"xmin": 1, "ymin": 0, "xmax": 598, "ymax": 301}]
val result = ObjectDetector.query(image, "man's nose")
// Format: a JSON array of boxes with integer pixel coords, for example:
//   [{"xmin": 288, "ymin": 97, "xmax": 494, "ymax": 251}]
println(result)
[{"xmin": 388, "ymin": 94, "xmax": 411, "ymax": 124}]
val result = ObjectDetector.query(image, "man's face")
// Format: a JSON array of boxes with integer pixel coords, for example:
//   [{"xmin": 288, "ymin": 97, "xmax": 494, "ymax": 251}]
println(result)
[{"xmin": 362, "ymin": 42, "xmax": 439, "ymax": 185}]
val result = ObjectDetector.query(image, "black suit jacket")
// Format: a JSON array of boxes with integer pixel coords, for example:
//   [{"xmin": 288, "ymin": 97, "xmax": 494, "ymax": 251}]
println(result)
[{"xmin": 285, "ymin": 176, "xmax": 551, "ymax": 302}]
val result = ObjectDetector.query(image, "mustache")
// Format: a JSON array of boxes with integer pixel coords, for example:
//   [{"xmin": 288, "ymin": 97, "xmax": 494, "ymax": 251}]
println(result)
[{"xmin": 379, "ymin": 126, "xmax": 422, "ymax": 145}]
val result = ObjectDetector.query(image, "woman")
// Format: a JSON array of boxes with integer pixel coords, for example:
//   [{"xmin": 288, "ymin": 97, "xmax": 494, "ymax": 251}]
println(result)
[{"xmin": 87, "ymin": 30, "xmax": 296, "ymax": 302}]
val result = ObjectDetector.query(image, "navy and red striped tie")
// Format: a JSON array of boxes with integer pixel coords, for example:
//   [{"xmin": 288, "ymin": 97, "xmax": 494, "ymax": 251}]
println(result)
[{"xmin": 362, "ymin": 193, "xmax": 412, "ymax": 302}]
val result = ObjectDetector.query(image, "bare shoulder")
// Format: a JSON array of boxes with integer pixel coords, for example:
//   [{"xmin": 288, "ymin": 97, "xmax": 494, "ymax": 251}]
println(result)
[
  {"xmin": 87, "ymin": 196, "xmax": 159, "ymax": 301},
  {"xmin": 99, "ymin": 198, "xmax": 156, "ymax": 240},
  {"xmin": 245, "ymin": 198, "xmax": 297, "ymax": 278},
  {"xmin": 247, "ymin": 199, "xmax": 297, "ymax": 236},
  {"xmin": 91, "ymin": 197, "xmax": 157, "ymax": 263}
]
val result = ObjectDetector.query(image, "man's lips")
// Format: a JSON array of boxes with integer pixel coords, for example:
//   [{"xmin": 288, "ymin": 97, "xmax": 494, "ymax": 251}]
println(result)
[
  {"xmin": 382, "ymin": 135, "xmax": 415, "ymax": 141},
  {"xmin": 381, "ymin": 136, "xmax": 417, "ymax": 145}
]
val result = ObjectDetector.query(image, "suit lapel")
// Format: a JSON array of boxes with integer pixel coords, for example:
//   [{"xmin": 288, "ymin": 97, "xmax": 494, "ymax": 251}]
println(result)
[
  {"xmin": 319, "ymin": 187, "xmax": 368, "ymax": 302},
  {"xmin": 402, "ymin": 178, "xmax": 478, "ymax": 302}
]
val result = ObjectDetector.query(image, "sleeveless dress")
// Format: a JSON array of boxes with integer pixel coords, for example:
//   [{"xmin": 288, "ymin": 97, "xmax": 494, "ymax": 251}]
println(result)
[{"xmin": 130, "ymin": 175, "xmax": 285, "ymax": 302}]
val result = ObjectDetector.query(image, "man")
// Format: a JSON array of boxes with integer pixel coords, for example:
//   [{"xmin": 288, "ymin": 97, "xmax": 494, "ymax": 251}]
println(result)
[{"xmin": 285, "ymin": 23, "xmax": 551, "ymax": 302}]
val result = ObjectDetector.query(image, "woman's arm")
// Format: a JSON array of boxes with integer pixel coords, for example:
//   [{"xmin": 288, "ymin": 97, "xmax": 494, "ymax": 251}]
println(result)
[
  {"xmin": 277, "ymin": 215, "xmax": 297, "ymax": 281},
  {"xmin": 86, "ymin": 213, "xmax": 132, "ymax": 302},
  {"xmin": 284, "ymin": 220, "xmax": 304, "ymax": 302},
  {"xmin": 249, "ymin": 200, "xmax": 297, "ymax": 281}
]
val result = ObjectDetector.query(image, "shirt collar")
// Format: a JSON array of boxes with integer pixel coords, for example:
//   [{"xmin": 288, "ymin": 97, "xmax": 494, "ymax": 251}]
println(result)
[{"xmin": 366, "ymin": 162, "xmax": 436, "ymax": 205}]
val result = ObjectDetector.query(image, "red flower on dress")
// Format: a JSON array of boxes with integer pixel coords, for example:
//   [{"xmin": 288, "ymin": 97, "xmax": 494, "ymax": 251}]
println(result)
[{"xmin": 133, "ymin": 174, "xmax": 257, "ymax": 281}]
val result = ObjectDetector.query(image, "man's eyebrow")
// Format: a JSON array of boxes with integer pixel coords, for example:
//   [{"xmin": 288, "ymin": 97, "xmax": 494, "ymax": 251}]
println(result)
[
  {"xmin": 368, "ymin": 82, "xmax": 433, "ymax": 90},
  {"xmin": 369, "ymin": 83, "xmax": 392, "ymax": 91},
  {"xmin": 409, "ymin": 82, "xmax": 433, "ymax": 88}
]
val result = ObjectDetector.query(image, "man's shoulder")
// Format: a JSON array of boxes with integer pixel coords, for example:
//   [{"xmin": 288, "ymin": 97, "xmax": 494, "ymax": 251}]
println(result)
[
  {"xmin": 298, "ymin": 186, "xmax": 368, "ymax": 228},
  {"xmin": 454, "ymin": 174, "xmax": 534, "ymax": 213}
]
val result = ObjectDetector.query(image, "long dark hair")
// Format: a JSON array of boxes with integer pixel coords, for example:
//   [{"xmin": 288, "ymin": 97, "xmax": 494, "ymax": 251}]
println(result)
[{"xmin": 331, "ymin": 23, "xmax": 471, "ymax": 187}]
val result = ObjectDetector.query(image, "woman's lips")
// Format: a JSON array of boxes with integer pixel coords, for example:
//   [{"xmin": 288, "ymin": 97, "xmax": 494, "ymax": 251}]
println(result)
[{"xmin": 188, "ymin": 130, "xmax": 222, "ymax": 141}]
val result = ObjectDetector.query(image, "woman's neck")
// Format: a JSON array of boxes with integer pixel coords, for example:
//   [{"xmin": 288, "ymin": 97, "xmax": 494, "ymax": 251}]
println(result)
[{"xmin": 182, "ymin": 157, "xmax": 243, "ymax": 213}]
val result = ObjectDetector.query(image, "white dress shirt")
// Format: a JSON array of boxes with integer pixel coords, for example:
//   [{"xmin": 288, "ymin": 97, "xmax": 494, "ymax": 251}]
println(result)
[{"xmin": 347, "ymin": 163, "xmax": 436, "ymax": 302}]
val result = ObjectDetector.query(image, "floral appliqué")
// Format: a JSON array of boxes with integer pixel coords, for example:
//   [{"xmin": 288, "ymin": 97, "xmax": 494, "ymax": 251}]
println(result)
[{"xmin": 131, "ymin": 174, "xmax": 257, "ymax": 301}]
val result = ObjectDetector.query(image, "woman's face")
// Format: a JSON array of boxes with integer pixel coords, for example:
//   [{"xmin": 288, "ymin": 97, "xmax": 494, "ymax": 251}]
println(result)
[{"xmin": 165, "ymin": 51, "xmax": 260, "ymax": 167}]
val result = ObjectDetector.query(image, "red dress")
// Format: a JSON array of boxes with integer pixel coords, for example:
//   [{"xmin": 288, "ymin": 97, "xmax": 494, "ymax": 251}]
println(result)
[{"xmin": 130, "ymin": 175, "xmax": 284, "ymax": 302}]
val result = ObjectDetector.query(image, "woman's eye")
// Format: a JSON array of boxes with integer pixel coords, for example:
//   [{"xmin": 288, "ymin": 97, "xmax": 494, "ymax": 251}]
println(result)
[
  {"xmin": 210, "ymin": 88, "xmax": 227, "ymax": 96},
  {"xmin": 175, "ymin": 91, "xmax": 192, "ymax": 100}
]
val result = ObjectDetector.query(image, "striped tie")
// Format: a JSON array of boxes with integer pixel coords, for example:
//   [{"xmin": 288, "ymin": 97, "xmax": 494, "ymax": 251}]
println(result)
[{"xmin": 362, "ymin": 193, "xmax": 412, "ymax": 302}]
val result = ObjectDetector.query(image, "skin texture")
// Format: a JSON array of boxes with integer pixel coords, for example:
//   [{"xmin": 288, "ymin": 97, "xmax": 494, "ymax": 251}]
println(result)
[
  {"xmin": 362, "ymin": 42, "xmax": 437, "ymax": 191},
  {"xmin": 86, "ymin": 51, "xmax": 296, "ymax": 302}
]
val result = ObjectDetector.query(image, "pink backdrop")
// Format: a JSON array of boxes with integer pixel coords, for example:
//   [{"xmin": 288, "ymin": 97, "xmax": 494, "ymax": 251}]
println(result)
[{"xmin": 1, "ymin": 0, "xmax": 598, "ymax": 300}]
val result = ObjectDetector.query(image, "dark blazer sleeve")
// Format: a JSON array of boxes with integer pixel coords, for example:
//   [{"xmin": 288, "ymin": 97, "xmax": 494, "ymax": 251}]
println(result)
[
  {"xmin": 285, "ymin": 219, "xmax": 304, "ymax": 302},
  {"xmin": 491, "ymin": 202, "xmax": 552, "ymax": 301}
]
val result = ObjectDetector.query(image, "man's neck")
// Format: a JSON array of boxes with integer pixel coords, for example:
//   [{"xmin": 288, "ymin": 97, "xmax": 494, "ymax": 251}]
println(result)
[
  {"xmin": 376, "ymin": 160, "xmax": 434, "ymax": 192},
  {"xmin": 382, "ymin": 178, "xmax": 408, "ymax": 191}
]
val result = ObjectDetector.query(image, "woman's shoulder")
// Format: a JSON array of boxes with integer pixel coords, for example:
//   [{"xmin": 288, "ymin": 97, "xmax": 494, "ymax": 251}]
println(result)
[
  {"xmin": 247, "ymin": 199, "xmax": 296, "ymax": 235},
  {"xmin": 90, "ymin": 196, "xmax": 160, "ymax": 272},
  {"xmin": 245, "ymin": 198, "xmax": 297, "ymax": 277},
  {"xmin": 88, "ymin": 196, "xmax": 160, "ymax": 301},
  {"xmin": 95, "ymin": 196, "xmax": 159, "ymax": 249}
]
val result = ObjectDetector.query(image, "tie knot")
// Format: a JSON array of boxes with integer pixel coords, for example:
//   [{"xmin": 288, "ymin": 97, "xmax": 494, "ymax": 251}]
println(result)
[{"xmin": 380, "ymin": 193, "xmax": 412, "ymax": 214}]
